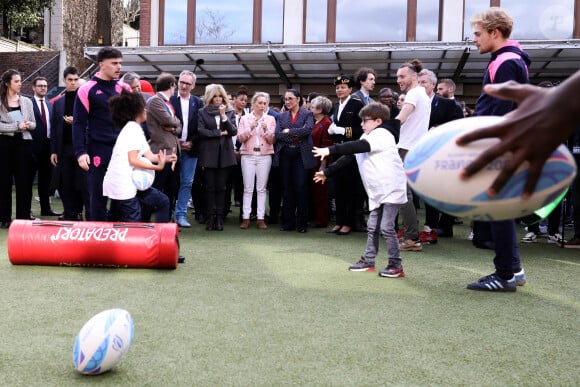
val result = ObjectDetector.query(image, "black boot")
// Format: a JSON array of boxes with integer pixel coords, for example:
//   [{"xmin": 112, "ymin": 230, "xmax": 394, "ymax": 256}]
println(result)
[
  {"xmin": 215, "ymin": 210, "xmax": 224, "ymax": 231},
  {"xmin": 206, "ymin": 211, "xmax": 215, "ymax": 231}
]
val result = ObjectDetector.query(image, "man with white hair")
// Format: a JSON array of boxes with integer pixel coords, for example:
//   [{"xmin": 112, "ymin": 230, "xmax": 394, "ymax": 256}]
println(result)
[{"xmin": 171, "ymin": 70, "xmax": 203, "ymax": 228}]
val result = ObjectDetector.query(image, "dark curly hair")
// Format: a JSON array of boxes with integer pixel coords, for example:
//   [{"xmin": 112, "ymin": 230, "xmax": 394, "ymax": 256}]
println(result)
[{"xmin": 109, "ymin": 89, "xmax": 145, "ymax": 128}]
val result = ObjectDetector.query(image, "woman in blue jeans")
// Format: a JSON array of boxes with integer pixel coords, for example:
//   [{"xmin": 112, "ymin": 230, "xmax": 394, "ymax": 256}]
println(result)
[{"xmin": 273, "ymin": 89, "xmax": 316, "ymax": 233}]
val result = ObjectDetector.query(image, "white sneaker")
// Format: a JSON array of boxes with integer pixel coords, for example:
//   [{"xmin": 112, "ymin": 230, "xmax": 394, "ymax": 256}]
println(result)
[
  {"xmin": 547, "ymin": 234, "xmax": 565, "ymax": 244},
  {"xmin": 467, "ymin": 231, "xmax": 474, "ymax": 241},
  {"xmin": 521, "ymin": 232, "xmax": 537, "ymax": 243},
  {"xmin": 423, "ymin": 225, "xmax": 432, "ymax": 233}
]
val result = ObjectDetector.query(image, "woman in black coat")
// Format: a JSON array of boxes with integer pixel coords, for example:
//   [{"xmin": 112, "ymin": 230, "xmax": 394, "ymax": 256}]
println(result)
[
  {"xmin": 273, "ymin": 89, "xmax": 316, "ymax": 233},
  {"xmin": 197, "ymin": 84, "xmax": 237, "ymax": 230}
]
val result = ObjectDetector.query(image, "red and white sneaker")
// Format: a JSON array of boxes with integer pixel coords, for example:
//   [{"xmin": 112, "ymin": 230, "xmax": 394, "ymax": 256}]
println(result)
[
  {"xmin": 419, "ymin": 229, "xmax": 438, "ymax": 245},
  {"xmin": 379, "ymin": 260, "xmax": 405, "ymax": 278}
]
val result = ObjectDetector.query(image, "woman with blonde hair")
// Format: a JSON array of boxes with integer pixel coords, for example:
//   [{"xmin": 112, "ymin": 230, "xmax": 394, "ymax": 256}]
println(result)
[
  {"xmin": 0, "ymin": 69, "xmax": 36, "ymax": 228},
  {"xmin": 237, "ymin": 92, "xmax": 276, "ymax": 229},
  {"xmin": 197, "ymin": 84, "xmax": 237, "ymax": 231}
]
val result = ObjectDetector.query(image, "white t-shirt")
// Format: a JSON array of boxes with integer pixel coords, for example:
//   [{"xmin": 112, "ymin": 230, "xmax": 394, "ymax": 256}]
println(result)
[
  {"xmin": 103, "ymin": 121, "xmax": 151, "ymax": 200},
  {"xmin": 356, "ymin": 128, "xmax": 407, "ymax": 210},
  {"xmin": 398, "ymin": 85, "xmax": 431, "ymax": 151}
]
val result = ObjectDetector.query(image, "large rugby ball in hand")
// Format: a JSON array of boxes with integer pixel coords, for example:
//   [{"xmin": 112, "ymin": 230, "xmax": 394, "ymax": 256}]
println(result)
[
  {"xmin": 131, "ymin": 157, "xmax": 155, "ymax": 191},
  {"xmin": 404, "ymin": 116, "xmax": 577, "ymax": 221},
  {"xmin": 73, "ymin": 309, "xmax": 134, "ymax": 375}
]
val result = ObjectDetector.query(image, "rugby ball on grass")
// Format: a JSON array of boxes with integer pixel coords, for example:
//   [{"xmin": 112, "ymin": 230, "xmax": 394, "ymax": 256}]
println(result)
[
  {"xmin": 73, "ymin": 308, "xmax": 134, "ymax": 375},
  {"xmin": 404, "ymin": 116, "xmax": 577, "ymax": 221}
]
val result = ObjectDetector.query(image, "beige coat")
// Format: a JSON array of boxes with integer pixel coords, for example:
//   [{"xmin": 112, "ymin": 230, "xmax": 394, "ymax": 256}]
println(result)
[
  {"xmin": 0, "ymin": 96, "xmax": 36, "ymax": 140},
  {"xmin": 146, "ymin": 93, "xmax": 182, "ymax": 153}
]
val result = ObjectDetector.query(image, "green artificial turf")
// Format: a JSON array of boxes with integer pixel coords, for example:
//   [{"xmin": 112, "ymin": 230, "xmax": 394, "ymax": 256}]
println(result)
[{"xmin": 0, "ymin": 198, "xmax": 578, "ymax": 386}]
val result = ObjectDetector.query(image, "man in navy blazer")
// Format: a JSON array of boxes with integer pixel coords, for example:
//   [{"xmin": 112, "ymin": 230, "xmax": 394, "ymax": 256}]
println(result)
[
  {"xmin": 418, "ymin": 69, "xmax": 463, "ymax": 239},
  {"xmin": 30, "ymin": 76, "xmax": 60, "ymax": 217},
  {"xmin": 170, "ymin": 70, "xmax": 204, "ymax": 228},
  {"xmin": 50, "ymin": 67, "xmax": 85, "ymax": 221}
]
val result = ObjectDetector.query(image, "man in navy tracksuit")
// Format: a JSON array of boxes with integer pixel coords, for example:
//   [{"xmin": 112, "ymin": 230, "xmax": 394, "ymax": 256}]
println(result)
[
  {"xmin": 73, "ymin": 47, "xmax": 129, "ymax": 221},
  {"xmin": 467, "ymin": 7, "xmax": 531, "ymax": 292}
]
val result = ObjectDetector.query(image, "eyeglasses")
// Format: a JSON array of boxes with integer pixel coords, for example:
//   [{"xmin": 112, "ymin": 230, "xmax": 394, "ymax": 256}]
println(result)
[
  {"xmin": 179, "ymin": 81, "xmax": 193, "ymax": 86},
  {"xmin": 362, "ymin": 118, "xmax": 376, "ymax": 124}
]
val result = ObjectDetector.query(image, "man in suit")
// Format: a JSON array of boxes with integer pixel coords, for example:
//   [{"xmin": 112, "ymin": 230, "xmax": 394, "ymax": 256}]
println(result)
[
  {"xmin": 50, "ymin": 67, "xmax": 86, "ymax": 221},
  {"xmin": 351, "ymin": 67, "xmax": 376, "ymax": 106},
  {"xmin": 31, "ymin": 76, "xmax": 61, "ymax": 217},
  {"xmin": 171, "ymin": 70, "xmax": 203, "ymax": 228},
  {"xmin": 418, "ymin": 69, "xmax": 463, "ymax": 239},
  {"xmin": 145, "ymin": 72, "xmax": 182, "ymax": 221},
  {"xmin": 437, "ymin": 78, "xmax": 465, "ymax": 118}
]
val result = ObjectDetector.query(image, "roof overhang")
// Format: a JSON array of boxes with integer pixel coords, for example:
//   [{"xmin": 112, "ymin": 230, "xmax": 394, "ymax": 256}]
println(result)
[{"xmin": 85, "ymin": 40, "xmax": 580, "ymax": 86}]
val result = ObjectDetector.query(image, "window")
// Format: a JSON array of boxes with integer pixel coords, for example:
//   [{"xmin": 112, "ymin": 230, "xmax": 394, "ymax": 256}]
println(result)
[
  {"xmin": 195, "ymin": 0, "xmax": 254, "ymax": 44},
  {"xmin": 416, "ymin": 0, "xmax": 440, "ymax": 41},
  {"xmin": 163, "ymin": 2, "xmax": 188, "ymax": 45},
  {"xmin": 335, "ymin": 0, "xmax": 407, "ymax": 42},
  {"xmin": 464, "ymin": 0, "xmax": 492, "ymax": 40},
  {"xmin": 262, "ymin": 0, "xmax": 284, "ymax": 43},
  {"xmin": 305, "ymin": 0, "xmax": 328, "ymax": 43},
  {"xmin": 501, "ymin": 0, "xmax": 574, "ymax": 39}
]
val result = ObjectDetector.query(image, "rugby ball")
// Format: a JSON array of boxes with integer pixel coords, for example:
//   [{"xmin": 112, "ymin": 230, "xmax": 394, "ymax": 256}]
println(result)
[
  {"xmin": 404, "ymin": 116, "xmax": 577, "ymax": 221},
  {"xmin": 73, "ymin": 308, "xmax": 134, "ymax": 375},
  {"xmin": 131, "ymin": 157, "xmax": 155, "ymax": 191}
]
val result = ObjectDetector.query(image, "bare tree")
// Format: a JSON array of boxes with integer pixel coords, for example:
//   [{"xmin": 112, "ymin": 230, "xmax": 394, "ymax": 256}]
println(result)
[
  {"xmin": 196, "ymin": 8, "xmax": 234, "ymax": 43},
  {"xmin": 111, "ymin": 0, "xmax": 124, "ymax": 46},
  {"xmin": 62, "ymin": 0, "xmax": 97, "ymax": 71},
  {"xmin": 122, "ymin": 0, "xmax": 140, "ymax": 26}
]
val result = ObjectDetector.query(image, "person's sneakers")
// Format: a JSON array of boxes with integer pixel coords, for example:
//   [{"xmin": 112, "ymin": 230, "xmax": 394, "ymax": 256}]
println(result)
[
  {"xmin": 176, "ymin": 217, "xmax": 191, "ymax": 228},
  {"xmin": 348, "ymin": 257, "xmax": 375, "ymax": 272},
  {"xmin": 466, "ymin": 273, "xmax": 516, "ymax": 292},
  {"xmin": 514, "ymin": 269, "xmax": 527, "ymax": 286},
  {"xmin": 547, "ymin": 233, "xmax": 566, "ymax": 244},
  {"xmin": 396, "ymin": 229, "xmax": 405, "ymax": 241},
  {"xmin": 564, "ymin": 237, "xmax": 580, "ymax": 248},
  {"xmin": 379, "ymin": 260, "xmax": 405, "ymax": 278},
  {"xmin": 521, "ymin": 232, "xmax": 537, "ymax": 243},
  {"xmin": 400, "ymin": 239, "xmax": 422, "ymax": 251},
  {"xmin": 419, "ymin": 230, "xmax": 438, "ymax": 245}
]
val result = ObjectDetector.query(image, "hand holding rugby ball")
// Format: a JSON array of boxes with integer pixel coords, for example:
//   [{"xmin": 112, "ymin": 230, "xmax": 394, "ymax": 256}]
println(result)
[{"xmin": 404, "ymin": 116, "xmax": 577, "ymax": 221}]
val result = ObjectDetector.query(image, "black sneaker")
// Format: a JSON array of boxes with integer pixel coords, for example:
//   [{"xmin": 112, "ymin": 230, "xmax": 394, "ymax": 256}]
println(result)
[
  {"xmin": 348, "ymin": 257, "xmax": 375, "ymax": 272},
  {"xmin": 379, "ymin": 260, "xmax": 405, "ymax": 278},
  {"xmin": 467, "ymin": 273, "xmax": 516, "ymax": 292}
]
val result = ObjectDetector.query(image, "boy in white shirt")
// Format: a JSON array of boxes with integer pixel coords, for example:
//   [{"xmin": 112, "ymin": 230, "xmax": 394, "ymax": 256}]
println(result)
[
  {"xmin": 104, "ymin": 90, "xmax": 177, "ymax": 222},
  {"xmin": 313, "ymin": 103, "xmax": 407, "ymax": 277}
]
